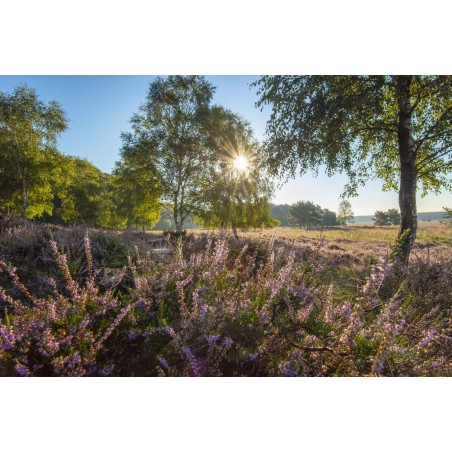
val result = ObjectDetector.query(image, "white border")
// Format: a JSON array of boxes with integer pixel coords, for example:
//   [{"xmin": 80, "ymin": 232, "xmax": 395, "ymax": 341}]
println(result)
[{"xmin": 1, "ymin": 2, "xmax": 450, "ymax": 450}]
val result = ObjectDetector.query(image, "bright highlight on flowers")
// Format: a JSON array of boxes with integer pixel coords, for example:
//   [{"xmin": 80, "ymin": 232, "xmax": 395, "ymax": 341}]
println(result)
[{"xmin": 233, "ymin": 156, "xmax": 248, "ymax": 171}]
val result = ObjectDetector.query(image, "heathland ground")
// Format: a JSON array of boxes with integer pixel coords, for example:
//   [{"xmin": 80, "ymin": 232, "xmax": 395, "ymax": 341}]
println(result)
[{"xmin": 0, "ymin": 217, "xmax": 450, "ymax": 377}]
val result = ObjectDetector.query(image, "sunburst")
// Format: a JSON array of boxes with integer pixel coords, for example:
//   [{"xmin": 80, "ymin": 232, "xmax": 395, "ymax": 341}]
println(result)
[{"xmin": 233, "ymin": 155, "xmax": 248, "ymax": 171}]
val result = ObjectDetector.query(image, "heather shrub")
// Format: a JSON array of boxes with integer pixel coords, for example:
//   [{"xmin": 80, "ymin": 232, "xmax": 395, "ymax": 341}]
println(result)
[{"xmin": 0, "ymin": 225, "xmax": 450, "ymax": 376}]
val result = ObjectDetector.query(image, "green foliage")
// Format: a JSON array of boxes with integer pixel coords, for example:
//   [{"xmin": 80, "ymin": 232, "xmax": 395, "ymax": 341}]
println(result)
[
  {"xmin": 288, "ymin": 201, "xmax": 323, "ymax": 228},
  {"xmin": 390, "ymin": 228, "xmax": 411, "ymax": 261},
  {"xmin": 123, "ymin": 76, "xmax": 216, "ymax": 232},
  {"xmin": 253, "ymin": 76, "xmax": 452, "ymax": 262},
  {"xmin": 373, "ymin": 208, "xmax": 400, "ymax": 226},
  {"xmin": 0, "ymin": 84, "xmax": 68, "ymax": 218},
  {"xmin": 271, "ymin": 204, "xmax": 290, "ymax": 226},
  {"xmin": 113, "ymin": 141, "xmax": 163, "ymax": 229},
  {"xmin": 60, "ymin": 157, "xmax": 104, "ymax": 225},
  {"xmin": 321, "ymin": 208, "xmax": 338, "ymax": 226},
  {"xmin": 253, "ymin": 75, "xmax": 452, "ymax": 196},
  {"xmin": 337, "ymin": 200, "xmax": 354, "ymax": 226},
  {"xmin": 196, "ymin": 107, "xmax": 276, "ymax": 234}
]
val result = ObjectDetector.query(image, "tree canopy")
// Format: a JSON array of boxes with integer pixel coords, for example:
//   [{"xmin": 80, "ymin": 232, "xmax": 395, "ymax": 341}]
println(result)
[
  {"xmin": 0, "ymin": 84, "xmax": 68, "ymax": 218},
  {"xmin": 124, "ymin": 75, "xmax": 217, "ymax": 232},
  {"xmin": 254, "ymin": 76, "xmax": 452, "ymax": 261},
  {"xmin": 337, "ymin": 200, "xmax": 354, "ymax": 226},
  {"xmin": 196, "ymin": 107, "xmax": 276, "ymax": 236},
  {"xmin": 288, "ymin": 201, "xmax": 322, "ymax": 229}
]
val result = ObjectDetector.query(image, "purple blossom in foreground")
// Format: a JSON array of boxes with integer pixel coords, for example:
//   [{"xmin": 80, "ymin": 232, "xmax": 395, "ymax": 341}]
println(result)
[
  {"xmin": 64, "ymin": 352, "xmax": 82, "ymax": 369},
  {"xmin": 280, "ymin": 362, "xmax": 298, "ymax": 377},
  {"xmin": 14, "ymin": 363, "xmax": 30, "ymax": 377},
  {"xmin": 158, "ymin": 357, "xmax": 170, "ymax": 370},
  {"xmin": 98, "ymin": 365, "xmax": 114, "ymax": 376},
  {"xmin": 0, "ymin": 223, "xmax": 450, "ymax": 377},
  {"xmin": 205, "ymin": 335, "xmax": 219, "ymax": 346},
  {"xmin": 0, "ymin": 325, "xmax": 17, "ymax": 350},
  {"xmin": 419, "ymin": 329, "xmax": 437, "ymax": 348}
]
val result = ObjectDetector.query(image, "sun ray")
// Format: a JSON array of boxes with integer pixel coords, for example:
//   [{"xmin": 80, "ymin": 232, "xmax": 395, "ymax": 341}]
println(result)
[{"xmin": 234, "ymin": 156, "xmax": 248, "ymax": 171}]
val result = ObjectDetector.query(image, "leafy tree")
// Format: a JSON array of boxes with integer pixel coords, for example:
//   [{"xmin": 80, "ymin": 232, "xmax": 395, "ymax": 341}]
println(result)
[
  {"xmin": 124, "ymin": 76, "xmax": 216, "ymax": 233},
  {"xmin": 44, "ymin": 157, "xmax": 107, "ymax": 226},
  {"xmin": 373, "ymin": 208, "xmax": 400, "ymax": 226},
  {"xmin": 337, "ymin": 200, "xmax": 354, "ymax": 226},
  {"xmin": 196, "ymin": 107, "xmax": 276, "ymax": 237},
  {"xmin": 288, "ymin": 201, "xmax": 323, "ymax": 229},
  {"xmin": 271, "ymin": 204, "xmax": 290, "ymax": 226},
  {"xmin": 0, "ymin": 84, "xmax": 67, "ymax": 218},
  {"xmin": 113, "ymin": 136, "xmax": 163, "ymax": 230},
  {"xmin": 254, "ymin": 76, "xmax": 452, "ymax": 262},
  {"xmin": 321, "ymin": 208, "xmax": 338, "ymax": 227}
]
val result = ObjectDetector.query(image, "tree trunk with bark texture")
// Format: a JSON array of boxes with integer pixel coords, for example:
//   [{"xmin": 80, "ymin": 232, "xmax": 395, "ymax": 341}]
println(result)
[{"xmin": 395, "ymin": 76, "xmax": 417, "ymax": 263}]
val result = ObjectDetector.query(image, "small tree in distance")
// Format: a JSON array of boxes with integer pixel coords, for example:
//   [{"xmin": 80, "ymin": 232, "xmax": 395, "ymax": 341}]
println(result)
[
  {"xmin": 288, "ymin": 201, "xmax": 323, "ymax": 229},
  {"xmin": 321, "ymin": 208, "xmax": 338, "ymax": 227},
  {"xmin": 337, "ymin": 200, "xmax": 354, "ymax": 226},
  {"xmin": 373, "ymin": 208, "xmax": 400, "ymax": 226}
]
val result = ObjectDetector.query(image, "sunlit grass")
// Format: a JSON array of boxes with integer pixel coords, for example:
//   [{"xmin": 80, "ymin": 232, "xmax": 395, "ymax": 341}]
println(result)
[{"xmin": 190, "ymin": 221, "xmax": 451, "ymax": 245}]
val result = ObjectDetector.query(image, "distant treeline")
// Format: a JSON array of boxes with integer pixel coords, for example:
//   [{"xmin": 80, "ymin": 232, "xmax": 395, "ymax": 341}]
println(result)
[
  {"xmin": 354, "ymin": 211, "xmax": 446, "ymax": 223},
  {"xmin": 271, "ymin": 200, "xmax": 354, "ymax": 228}
]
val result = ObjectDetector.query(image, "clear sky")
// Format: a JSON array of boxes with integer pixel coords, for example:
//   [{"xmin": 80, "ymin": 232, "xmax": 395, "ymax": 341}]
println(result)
[{"xmin": 1, "ymin": 75, "xmax": 450, "ymax": 215}]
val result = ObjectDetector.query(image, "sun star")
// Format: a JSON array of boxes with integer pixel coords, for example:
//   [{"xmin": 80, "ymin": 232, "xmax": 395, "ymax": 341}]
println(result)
[{"xmin": 233, "ymin": 156, "xmax": 248, "ymax": 171}]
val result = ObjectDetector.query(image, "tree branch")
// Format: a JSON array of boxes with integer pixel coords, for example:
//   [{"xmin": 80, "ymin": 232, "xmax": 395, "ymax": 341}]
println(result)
[{"xmin": 414, "ymin": 106, "xmax": 452, "ymax": 154}]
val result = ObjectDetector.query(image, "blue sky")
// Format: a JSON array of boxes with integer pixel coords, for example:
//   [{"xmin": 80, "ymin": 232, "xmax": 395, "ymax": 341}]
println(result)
[{"xmin": 1, "ymin": 75, "xmax": 450, "ymax": 215}]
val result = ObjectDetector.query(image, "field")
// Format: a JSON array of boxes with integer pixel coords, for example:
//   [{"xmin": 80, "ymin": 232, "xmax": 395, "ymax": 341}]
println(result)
[
  {"xmin": 194, "ymin": 222, "xmax": 452, "ymax": 246},
  {"xmin": 1, "ymin": 216, "xmax": 451, "ymax": 377}
]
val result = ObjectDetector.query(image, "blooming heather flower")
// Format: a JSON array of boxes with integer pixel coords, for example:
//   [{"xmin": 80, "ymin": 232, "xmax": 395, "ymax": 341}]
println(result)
[
  {"xmin": 280, "ymin": 362, "xmax": 298, "ymax": 377},
  {"xmin": 95, "ymin": 304, "xmax": 132, "ymax": 350},
  {"xmin": 84, "ymin": 235, "xmax": 93, "ymax": 279},
  {"xmin": 205, "ymin": 335, "xmax": 220, "ymax": 346},
  {"xmin": 419, "ymin": 329, "xmax": 437, "ymax": 348},
  {"xmin": 14, "ymin": 363, "xmax": 30, "ymax": 377},
  {"xmin": 38, "ymin": 329, "xmax": 60, "ymax": 357},
  {"xmin": 163, "ymin": 326, "xmax": 175, "ymax": 337},
  {"xmin": 63, "ymin": 352, "xmax": 82, "ymax": 370},
  {"xmin": 158, "ymin": 357, "xmax": 170, "ymax": 370},
  {"xmin": 98, "ymin": 365, "xmax": 114, "ymax": 376},
  {"xmin": 371, "ymin": 359, "xmax": 385, "ymax": 374},
  {"xmin": 0, "ymin": 325, "xmax": 20, "ymax": 350}
]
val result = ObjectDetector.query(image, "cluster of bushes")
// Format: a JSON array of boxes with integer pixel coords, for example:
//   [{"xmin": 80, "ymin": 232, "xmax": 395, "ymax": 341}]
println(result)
[{"xmin": 0, "ymin": 217, "xmax": 450, "ymax": 376}]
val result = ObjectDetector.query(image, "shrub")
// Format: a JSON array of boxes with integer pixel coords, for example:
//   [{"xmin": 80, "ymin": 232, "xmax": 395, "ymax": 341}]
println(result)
[{"xmin": 1, "ymin": 225, "xmax": 450, "ymax": 376}]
